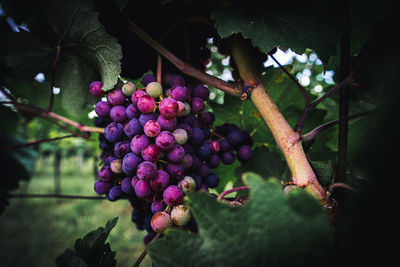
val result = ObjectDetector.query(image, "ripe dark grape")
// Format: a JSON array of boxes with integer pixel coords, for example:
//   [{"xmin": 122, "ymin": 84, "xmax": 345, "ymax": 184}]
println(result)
[
  {"xmin": 134, "ymin": 179, "xmax": 154, "ymax": 199},
  {"xmin": 163, "ymin": 185, "xmax": 184, "ymax": 206},
  {"xmin": 190, "ymin": 97, "xmax": 205, "ymax": 114},
  {"xmin": 169, "ymin": 86, "xmax": 188, "ymax": 101},
  {"xmin": 109, "ymin": 106, "xmax": 127, "ymax": 122},
  {"xmin": 150, "ymin": 170, "xmax": 170, "ymax": 191},
  {"xmin": 137, "ymin": 95, "xmax": 156, "ymax": 113},
  {"xmin": 142, "ymin": 73, "xmax": 156, "ymax": 86},
  {"xmin": 237, "ymin": 145, "xmax": 252, "ymax": 162},
  {"xmin": 204, "ymin": 174, "xmax": 219, "ymax": 188},
  {"xmin": 121, "ymin": 177, "xmax": 134, "ymax": 194},
  {"xmin": 141, "ymin": 144, "xmax": 161, "ymax": 162},
  {"xmin": 193, "ymin": 85, "xmax": 210, "ymax": 101},
  {"xmin": 227, "ymin": 130, "xmax": 244, "ymax": 146},
  {"xmin": 107, "ymin": 88, "xmax": 126, "ymax": 106},
  {"xmin": 98, "ymin": 166, "xmax": 113, "ymax": 181},
  {"xmin": 221, "ymin": 151, "xmax": 236, "ymax": 165},
  {"xmin": 159, "ymin": 98, "xmax": 179, "ymax": 119},
  {"xmin": 130, "ymin": 134, "xmax": 151, "ymax": 155},
  {"xmin": 190, "ymin": 127, "xmax": 204, "ymax": 145},
  {"xmin": 136, "ymin": 161, "xmax": 157, "ymax": 181},
  {"xmin": 122, "ymin": 153, "xmax": 142, "ymax": 175},
  {"xmin": 207, "ymin": 154, "xmax": 220, "ymax": 169},
  {"xmin": 143, "ymin": 120, "xmax": 161, "ymax": 137},
  {"xmin": 104, "ymin": 122, "xmax": 124, "ymax": 142},
  {"xmin": 151, "ymin": 201, "xmax": 167, "ymax": 214},
  {"xmin": 131, "ymin": 90, "xmax": 147, "ymax": 106},
  {"xmin": 166, "ymin": 162, "xmax": 185, "ymax": 179},
  {"xmin": 108, "ymin": 185, "xmax": 123, "ymax": 201},
  {"xmin": 168, "ymin": 74, "xmax": 185, "ymax": 87},
  {"xmin": 139, "ymin": 112, "xmax": 157, "ymax": 126},
  {"xmin": 114, "ymin": 140, "xmax": 131, "ymax": 157},
  {"xmin": 95, "ymin": 101, "xmax": 112, "ymax": 118},
  {"xmin": 196, "ymin": 143, "xmax": 211, "ymax": 159},
  {"xmin": 94, "ymin": 179, "xmax": 112, "ymax": 194},
  {"xmin": 89, "ymin": 81, "xmax": 104, "ymax": 97},
  {"xmin": 126, "ymin": 104, "xmax": 140, "ymax": 119},
  {"xmin": 166, "ymin": 144, "xmax": 185, "ymax": 163},
  {"xmin": 124, "ymin": 118, "xmax": 142, "ymax": 138},
  {"xmin": 157, "ymin": 115, "xmax": 177, "ymax": 131},
  {"xmin": 155, "ymin": 131, "xmax": 175, "ymax": 150}
]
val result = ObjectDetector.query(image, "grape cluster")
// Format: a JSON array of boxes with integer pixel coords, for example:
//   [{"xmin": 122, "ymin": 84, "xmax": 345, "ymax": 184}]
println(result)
[{"xmin": 91, "ymin": 74, "xmax": 252, "ymax": 241}]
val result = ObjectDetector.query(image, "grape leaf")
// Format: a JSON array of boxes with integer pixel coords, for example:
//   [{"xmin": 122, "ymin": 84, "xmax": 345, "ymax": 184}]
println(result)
[
  {"xmin": 148, "ymin": 173, "xmax": 333, "ymax": 267},
  {"xmin": 56, "ymin": 217, "xmax": 118, "ymax": 267},
  {"xmin": 211, "ymin": 5, "xmax": 342, "ymax": 65}
]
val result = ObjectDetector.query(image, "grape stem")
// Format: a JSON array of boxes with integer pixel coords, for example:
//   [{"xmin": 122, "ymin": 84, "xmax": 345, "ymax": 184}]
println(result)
[
  {"xmin": 228, "ymin": 35, "xmax": 326, "ymax": 202},
  {"xmin": 0, "ymin": 134, "xmax": 79, "ymax": 150},
  {"xmin": 157, "ymin": 54, "xmax": 162, "ymax": 83},
  {"xmin": 217, "ymin": 186, "xmax": 250, "ymax": 201},
  {"xmin": 133, "ymin": 233, "xmax": 162, "ymax": 267}
]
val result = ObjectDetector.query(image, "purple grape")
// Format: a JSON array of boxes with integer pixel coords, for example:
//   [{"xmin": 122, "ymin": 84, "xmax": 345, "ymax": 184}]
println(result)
[
  {"xmin": 159, "ymin": 98, "xmax": 179, "ymax": 119},
  {"xmin": 151, "ymin": 201, "xmax": 167, "ymax": 214},
  {"xmin": 190, "ymin": 127, "xmax": 204, "ymax": 145},
  {"xmin": 151, "ymin": 212, "xmax": 172, "ymax": 233},
  {"xmin": 137, "ymin": 95, "xmax": 156, "ymax": 113},
  {"xmin": 191, "ymin": 97, "xmax": 205, "ymax": 114},
  {"xmin": 168, "ymin": 74, "xmax": 185, "ymax": 87},
  {"xmin": 130, "ymin": 134, "xmax": 150, "ymax": 155},
  {"xmin": 166, "ymin": 162, "xmax": 185, "ymax": 179},
  {"xmin": 190, "ymin": 154, "xmax": 202, "ymax": 170},
  {"xmin": 210, "ymin": 140, "xmax": 220, "ymax": 153},
  {"xmin": 126, "ymin": 104, "xmax": 140, "ymax": 119},
  {"xmin": 108, "ymin": 185, "xmax": 123, "ymax": 201},
  {"xmin": 124, "ymin": 118, "xmax": 142, "ymax": 138},
  {"xmin": 141, "ymin": 144, "xmax": 161, "ymax": 162},
  {"xmin": 241, "ymin": 130, "xmax": 254, "ymax": 146},
  {"xmin": 177, "ymin": 123, "xmax": 192, "ymax": 138},
  {"xmin": 183, "ymin": 143, "xmax": 194, "ymax": 154},
  {"xmin": 144, "ymin": 120, "xmax": 161, "ymax": 137},
  {"xmin": 207, "ymin": 154, "xmax": 220, "ymax": 169},
  {"xmin": 237, "ymin": 145, "xmax": 252, "ymax": 162},
  {"xmin": 114, "ymin": 140, "xmax": 131, "ymax": 157},
  {"xmin": 109, "ymin": 105, "xmax": 127, "ymax": 122},
  {"xmin": 189, "ymin": 174, "xmax": 202, "ymax": 190},
  {"xmin": 107, "ymin": 88, "xmax": 126, "ymax": 106},
  {"xmin": 137, "ymin": 161, "xmax": 157, "ymax": 181},
  {"xmin": 197, "ymin": 112, "xmax": 215, "ymax": 125},
  {"xmin": 142, "ymin": 73, "xmax": 156, "ymax": 86},
  {"xmin": 221, "ymin": 151, "xmax": 236, "ymax": 165},
  {"xmin": 180, "ymin": 113, "xmax": 196, "ymax": 126},
  {"xmin": 89, "ymin": 81, "xmax": 104, "ymax": 97},
  {"xmin": 122, "ymin": 153, "xmax": 142, "ymax": 175},
  {"xmin": 143, "ymin": 231, "xmax": 157, "ymax": 245},
  {"xmin": 139, "ymin": 112, "xmax": 158, "ymax": 126},
  {"xmin": 182, "ymin": 154, "xmax": 193, "ymax": 168},
  {"xmin": 94, "ymin": 117, "xmax": 109, "ymax": 127},
  {"xmin": 227, "ymin": 130, "xmax": 244, "ymax": 146},
  {"xmin": 95, "ymin": 101, "xmax": 112, "ymax": 118},
  {"xmin": 198, "ymin": 163, "xmax": 210, "ymax": 177},
  {"xmin": 131, "ymin": 90, "xmax": 147, "ymax": 106},
  {"xmin": 98, "ymin": 166, "xmax": 113, "ymax": 181},
  {"xmin": 193, "ymin": 84, "xmax": 210, "ymax": 101},
  {"xmin": 121, "ymin": 177, "xmax": 134, "ymax": 194},
  {"xmin": 94, "ymin": 179, "xmax": 111, "ymax": 194},
  {"xmin": 163, "ymin": 185, "xmax": 184, "ymax": 206},
  {"xmin": 196, "ymin": 143, "xmax": 211, "ymax": 159},
  {"xmin": 169, "ymin": 86, "xmax": 188, "ymax": 101},
  {"xmin": 218, "ymin": 139, "xmax": 230, "ymax": 152},
  {"xmin": 204, "ymin": 174, "xmax": 219, "ymax": 188},
  {"xmin": 157, "ymin": 115, "xmax": 177, "ymax": 131},
  {"xmin": 155, "ymin": 131, "xmax": 175, "ymax": 151},
  {"xmin": 134, "ymin": 179, "xmax": 154, "ymax": 199},
  {"xmin": 131, "ymin": 176, "xmax": 140, "ymax": 188},
  {"xmin": 176, "ymin": 101, "xmax": 186, "ymax": 116},
  {"xmin": 166, "ymin": 144, "xmax": 185, "ymax": 163},
  {"xmin": 104, "ymin": 122, "xmax": 124, "ymax": 142},
  {"xmin": 150, "ymin": 170, "xmax": 170, "ymax": 191},
  {"xmin": 202, "ymin": 126, "xmax": 211, "ymax": 139}
]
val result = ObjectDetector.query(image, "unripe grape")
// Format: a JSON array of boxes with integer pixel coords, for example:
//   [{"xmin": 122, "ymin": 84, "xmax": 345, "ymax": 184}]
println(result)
[
  {"xmin": 178, "ymin": 176, "xmax": 196, "ymax": 193},
  {"xmin": 146, "ymin": 82, "xmax": 163, "ymax": 98},
  {"xmin": 110, "ymin": 158, "xmax": 122, "ymax": 174},
  {"xmin": 122, "ymin": 81, "xmax": 136, "ymax": 96},
  {"xmin": 172, "ymin": 129, "xmax": 188, "ymax": 145},
  {"xmin": 151, "ymin": 212, "xmax": 172, "ymax": 233},
  {"xmin": 171, "ymin": 205, "xmax": 191, "ymax": 226}
]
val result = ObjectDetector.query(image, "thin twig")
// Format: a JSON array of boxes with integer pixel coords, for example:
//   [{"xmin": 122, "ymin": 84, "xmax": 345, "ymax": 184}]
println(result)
[
  {"xmin": 133, "ymin": 233, "xmax": 162, "ymax": 267},
  {"xmin": 124, "ymin": 19, "xmax": 241, "ymax": 96},
  {"xmin": 10, "ymin": 193, "xmax": 105, "ymax": 200},
  {"xmin": 157, "ymin": 55, "xmax": 162, "ymax": 84},
  {"xmin": 0, "ymin": 134, "xmax": 76, "ymax": 150},
  {"xmin": 301, "ymin": 109, "xmax": 376, "ymax": 141},
  {"xmin": 217, "ymin": 186, "xmax": 250, "ymax": 201},
  {"xmin": 329, "ymin": 182, "xmax": 358, "ymax": 193},
  {"xmin": 268, "ymin": 52, "xmax": 310, "ymax": 108}
]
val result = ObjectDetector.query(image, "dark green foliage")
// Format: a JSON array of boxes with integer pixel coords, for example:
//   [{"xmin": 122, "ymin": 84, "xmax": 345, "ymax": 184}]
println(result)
[
  {"xmin": 148, "ymin": 174, "xmax": 333, "ymax": 267},
  {"xmin": 56, "ymin": 217, "xmax": 118, "ymax": 267}
]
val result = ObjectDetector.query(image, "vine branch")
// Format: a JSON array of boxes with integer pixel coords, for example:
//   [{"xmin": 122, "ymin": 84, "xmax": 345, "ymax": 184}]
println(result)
[
  {"xmin": 0, "ymin": 134, "xmax": 78, "ymax": 150},
  {"xmin": 124, "ymin": 19, "xmax": 241, "ymax": 97},
  {"xmin": 217, "ymin": 186, "xmax": 250, "ymax": 200}
]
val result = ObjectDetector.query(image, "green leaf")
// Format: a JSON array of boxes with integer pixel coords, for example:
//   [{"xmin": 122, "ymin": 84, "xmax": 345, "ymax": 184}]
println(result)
[
  {"xmin": 148, "ymin": 174, "xmax": 333, "ymax": 267},
  {"xmin": 212, "ymin": 6, "xmax": 343, "ymax": 65},
  {"xmin": 235, "ymin": 146, "xmax": 287, "ymax": 181},
  {"xmin": 56, "ymin": 217, "xmax": 118, "ymax": 267}
]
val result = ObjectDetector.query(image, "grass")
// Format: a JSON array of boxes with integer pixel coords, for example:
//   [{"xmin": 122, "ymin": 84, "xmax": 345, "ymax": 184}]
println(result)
[{"xmin": 0, "ymin": 156, "xmax": 152, "ymax": 267}]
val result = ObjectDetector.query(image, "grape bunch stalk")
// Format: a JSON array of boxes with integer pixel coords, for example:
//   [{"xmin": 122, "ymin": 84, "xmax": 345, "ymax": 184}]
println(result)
[{"xmin": 91, "ymin": 73, "xmax": 253, "ymax": 243}]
